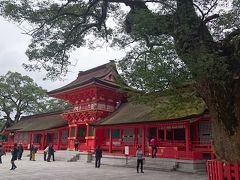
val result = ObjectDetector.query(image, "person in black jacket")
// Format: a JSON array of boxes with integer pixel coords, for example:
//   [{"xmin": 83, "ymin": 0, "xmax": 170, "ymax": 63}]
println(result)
[
  {"xmin": 95, "ymin": 145, "xmax": 102, "ymax": 168},
  {"xmin": 29, "ymin": 143, "xmax": 34, "ymax": 160},
  {"xmin": 10, "ymin": 143, "xmax": 18, "ymax": 170},
  {"xmin": 17, "ymin": 143, "xmax": 24, "ymax": 160},
  {"xmin": 47, "ymin": 144, "xmax": 55, "ymax": 162}
]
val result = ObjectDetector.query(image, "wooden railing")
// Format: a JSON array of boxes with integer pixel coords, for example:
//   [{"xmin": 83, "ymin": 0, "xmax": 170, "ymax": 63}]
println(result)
[{"xmin": 207, "ymin": 160, "xmax": 240, "ymax": 180}]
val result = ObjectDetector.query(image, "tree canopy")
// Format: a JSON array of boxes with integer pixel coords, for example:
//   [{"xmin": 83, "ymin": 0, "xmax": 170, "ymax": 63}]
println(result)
[
  {"xmin": 0, "ymin": 0, "xmax": 240, "ymax": 162},
  {"xmin": 0, "ymin": 71, "xmax": 70, "ymax": 129}
]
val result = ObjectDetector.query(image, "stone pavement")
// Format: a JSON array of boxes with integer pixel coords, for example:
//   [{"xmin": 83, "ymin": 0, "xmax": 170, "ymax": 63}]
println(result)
[{"xmin": 0, "ymin": 153, "xmax": 208, "ymax": 180}]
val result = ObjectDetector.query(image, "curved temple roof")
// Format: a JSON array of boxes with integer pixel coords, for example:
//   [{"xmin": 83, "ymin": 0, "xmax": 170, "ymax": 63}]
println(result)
[
  {"xmin": 92, "ymin": 101, "xmax": 207, "ymax": 126},
  {"xmin": 48, "ymin": 61, "xmax": 124, "ymax": 95},
  {"xmin": 6, "ymin": 111, "xmax": 67, "ymax": 132}
]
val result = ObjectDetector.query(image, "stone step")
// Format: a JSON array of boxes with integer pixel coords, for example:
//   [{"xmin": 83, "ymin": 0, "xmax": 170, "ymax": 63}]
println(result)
[{"xmin": 77, "ymin": 153, "xmax": 207, "ymax": 174}]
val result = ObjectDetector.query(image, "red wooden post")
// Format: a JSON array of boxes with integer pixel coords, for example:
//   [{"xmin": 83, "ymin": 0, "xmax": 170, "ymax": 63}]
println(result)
[
  {"xmin": 225, "ymin": 162, "xmax": 231, "ymax": 180},
  {"xmin": 142, "ymin": 126, "xmax": 146, "ymax": 155},
  {"xmin": 185, "ymin": 123, "xmax": 190, "ymax": 152},
  {"xmin": 164, "ymin": 127, "xmax": 167, "ymax": 143},
  {"xmin": 193, "ymin": 122, "xmax": 199, "ymax": 142},
  {"xmin": 109, "ymin": 128, "xmax": 112, "ymax": 153},
  {"xmin": 156, "ymin": 127, "xmax": 159, "ymax": 142},
  {"xmin": 120, "ymin": 128, "xmax": 123, "ymax": 146},
  {"xmin": 93, "ymin": 127, "xmax": 97, "ymax": 150},
  {"xmin": 234, "ymin": 163, "xmax": 239, "ymax": 180},
  {"xmin": 217, "ymin": 161, "xmax": 224, "ymax": 180},
  {"xmin": 28, "ymin": 133, "xmax": 32, "ymax": 145},
  {"xmin": 57, "ymin": 130, "xmax": 61, "ymax": 150},
  {"xmin": 213, "ymin": 160, "xmax": 218, "ymax": 180},
  {"xmin": 31, "ymin": 133, "xmax": 34, "ymax": 144},
  {"xmin": 68, "ymin": 125, "xmax": 73, "ymax": 149},
  {"xmin": 172, "ymin": 126, "xmax": 174, "ymax": 143},
  {"xmin": 41, "ymin": 132, "xmax": 45, "ymax": 150},
  {"xmin": 86, "ymin": 124, "xmax": 89, "ymax": 138},
  {"xmin": 134, "ymin": 128, "xmax": 138, "ymax": 146},
  {"xmin": 75, "ymin": 125, "xmax": 78, "ymax": 138}
]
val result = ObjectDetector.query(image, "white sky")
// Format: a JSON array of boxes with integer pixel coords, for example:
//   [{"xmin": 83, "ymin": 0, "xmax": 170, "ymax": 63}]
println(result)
[{"xmin": 0, "ymin": 18, "xmax": 125, "ymax": 91}]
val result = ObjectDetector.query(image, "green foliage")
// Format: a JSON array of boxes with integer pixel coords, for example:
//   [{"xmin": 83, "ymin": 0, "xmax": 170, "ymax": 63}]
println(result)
[
  {"xmin": 0, "ymin": 121, "xmax": 4, "ymax": 131},
  {"xmin": 0, "ymin": 71, "xmax": 48, "ymax": 122},
  {"xmin": 0, "ymin": 0, "xmax": 120, "ymax": 79},
  {"xmin": 37, "ymin": 98, "xmax": 72, "ymax": 113},
  {"xmin": 0, "ymin": 71, "xmax": 71, "ymax": 124},
  {"xmin": 118, "ymin": 35, "xmax": 190, "ymax": 92}
]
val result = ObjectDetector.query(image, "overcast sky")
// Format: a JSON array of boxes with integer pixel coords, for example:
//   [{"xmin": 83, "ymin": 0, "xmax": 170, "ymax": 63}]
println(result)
[{"xmin": 0, "ymin": 18, "xmax": 125, "ymax": 91}]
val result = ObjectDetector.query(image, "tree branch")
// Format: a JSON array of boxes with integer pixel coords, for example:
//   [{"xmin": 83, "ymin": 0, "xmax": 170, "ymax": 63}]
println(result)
[{"xmin": 203, "ymin": 14, "xmax": 219, "ymax": 24}]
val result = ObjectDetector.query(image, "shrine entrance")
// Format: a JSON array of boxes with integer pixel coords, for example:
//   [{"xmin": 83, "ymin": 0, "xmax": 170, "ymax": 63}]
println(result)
[{"xmin": 77, "ymin": 125, "xmax": 87, "ymax": 144}]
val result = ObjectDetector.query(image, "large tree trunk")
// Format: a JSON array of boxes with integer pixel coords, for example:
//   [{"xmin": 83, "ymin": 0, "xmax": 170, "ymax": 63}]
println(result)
[
  {"xmin": 124, "ymin": 0, "xmax": 240, "ymax": 163},
  {"xmin": 170, "ymin": 0, "xmax": 240, "ymax": 163},
  {"xmin": 196, "ymin": 81, "xmax": 240, "ymax": 163}
]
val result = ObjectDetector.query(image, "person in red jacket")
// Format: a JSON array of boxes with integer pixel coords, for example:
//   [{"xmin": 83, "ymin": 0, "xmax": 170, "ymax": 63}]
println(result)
[{"xmin": 150, "ymin": 137, "xmax": 157, "ymax": 158}]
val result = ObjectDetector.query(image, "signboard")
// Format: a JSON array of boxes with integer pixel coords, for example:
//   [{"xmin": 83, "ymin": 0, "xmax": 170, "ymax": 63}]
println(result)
[{"xmin": 124, "ymin": 146, "xmax": 129, "ymax": 155}]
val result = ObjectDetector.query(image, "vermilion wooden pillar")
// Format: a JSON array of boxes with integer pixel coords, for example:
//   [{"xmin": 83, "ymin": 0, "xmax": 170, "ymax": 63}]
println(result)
[
  {"xmin": 185, "ymin": 123, "xmax": 191, "ymax": 152},
  {"xmin": 86, "ymin": 124, "xmax": 90, "ymax": 138},
  {"xmin": 134, "ymin": 128, "xmax": 138, "ymax": 146},
  {"xmin": 120, "ymin": 129, "xmax": 123, "ymax": 146},
  {"xmin": 28, "ymin": 133, "xmax": 32, "ymax": 145},
  {"xmin": 142, "ymin": 126, "xmax": 146, "ymax": 155},
  {"xmin": 31, "ymin": 133, "xmax": 34, "ymax": 144},
  {"xmin": 172, "ymin": 126, "xmax": 175, "ymax": 143},
  {"xmin": 75, "ymin": 125, "xmax": 78, "ymax": 138},
  {"xmin": 164, "ymin": 127, "xmax": 167, "ymax": 143},
  {"xmin": 67, "ymin": 126, "xmax": 71, "ymax": 150},
  {"xmin": 156, "ymin": 127, "xmax": 159, "ymax": 141},
  {"xmin": 109, "ymin": 128, "xmax": 112, "ymax": 153},
  {"xmin": 57, "ymin": 130, "xmax": 61, "ymax": 150},
  {"xmin": 41, "ymin": 132, "xmax": 45, "ymax": 150},
  {"xmin": 193, "ymin": 122, "xmax": 199, "ymax": 142},
  {"xmin": 93, "ymin": 127, "xmax": 97, "ymax": 150}
]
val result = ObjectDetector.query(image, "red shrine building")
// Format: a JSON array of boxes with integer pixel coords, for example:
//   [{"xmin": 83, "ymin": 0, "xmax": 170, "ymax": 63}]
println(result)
[{"xmin": 3, "ymin": 61, "xmax": 213, "ymax": 161}]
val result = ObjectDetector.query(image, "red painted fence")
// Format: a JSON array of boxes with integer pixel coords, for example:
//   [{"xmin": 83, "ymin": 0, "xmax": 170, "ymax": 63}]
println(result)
[{"xmin": 207, "ymin": 160, "xmax": 240, "ymax": 180}]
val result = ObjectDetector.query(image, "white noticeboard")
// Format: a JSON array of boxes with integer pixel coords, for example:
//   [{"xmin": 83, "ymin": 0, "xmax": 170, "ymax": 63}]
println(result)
[{"xmin": 124, "ymin": 146, "xmax": 129, "ymax": 155}]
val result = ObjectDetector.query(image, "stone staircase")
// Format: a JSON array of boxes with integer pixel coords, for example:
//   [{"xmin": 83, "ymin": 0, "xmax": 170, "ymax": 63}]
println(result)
[
  {"xmin": 144, "ymin": 157, "xmax": 178, "ymax": 171},
  {"xmin": 95, "ymin": 155, "xmax": 177, "ymax": 171},
  {"xmin": 54, "ymin": 150, "xmax": 81, "ymax": 162},
  {"xmin": 81, "ymin": 154, "xmax": 207, "ymax": 173}
]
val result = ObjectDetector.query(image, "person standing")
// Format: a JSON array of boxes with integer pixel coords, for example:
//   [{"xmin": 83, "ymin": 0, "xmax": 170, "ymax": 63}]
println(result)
[
  {"xmin": 95, "ymin": 145, "xmax": 102, "ymax": 168},
  {"xmin": 29, "ymin": 143, "xmax": 34, "ymax": 160},
  {"xmin": 10, "ymin": 143, "xmax": 18, "ymax": 170},
  {"xmin": 150, "ymin": 137, "xmax": 157, "ymax": 158},
  {"xmin": 0, "ymin": 144, "xmax": 6, "ymax": 164},
  {"xmin": 74, "ymin": 139, "xmax": 80, "ymax": 151},
  {"xmin": 17, "ymin": 143, "xmax": 24, "ymax": 160},
  {"xmin": 43, "ymin": 145, "xmax": 49, "ymax": 161},
  {"xmin": 31, "ymin": 146, "xmax": 38, "ymax": 161},
  {"xmin": 136, "ymin": 146, "xmax": 144, "ymax": 173},
  {"xmin": 47, "ymin": 144, "xmax": 55, "ymax": 162}
]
